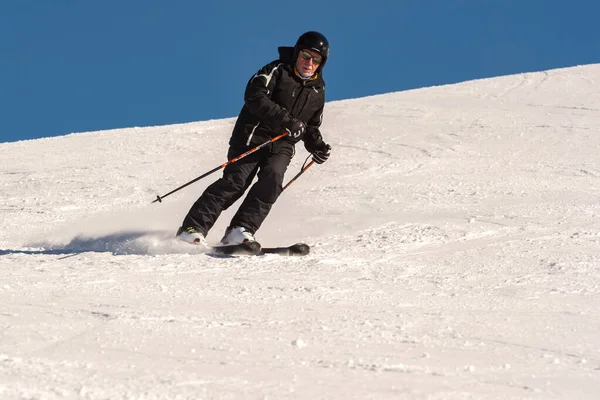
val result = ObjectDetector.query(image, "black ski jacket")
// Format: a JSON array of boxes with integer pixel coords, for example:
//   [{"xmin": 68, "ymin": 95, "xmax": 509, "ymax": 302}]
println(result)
[{"xmin": 229, "ymin": 46, "xmax": 325, "ymax": 154}]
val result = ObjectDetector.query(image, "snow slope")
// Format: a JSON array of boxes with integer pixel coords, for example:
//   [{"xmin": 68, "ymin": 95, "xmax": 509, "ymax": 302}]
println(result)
[{"xmin": 1, "ymin": 65, "xmax": 599, "ymax": 399}]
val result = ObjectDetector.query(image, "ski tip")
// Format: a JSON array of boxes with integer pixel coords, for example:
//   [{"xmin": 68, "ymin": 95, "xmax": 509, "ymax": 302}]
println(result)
[
  {"xmin": 289, "ymin": 243, "xmax": 310, "ymax": 256},
  {"xmin": 260, "ymin": 242, "xmax": 310, "ymax": 256}
]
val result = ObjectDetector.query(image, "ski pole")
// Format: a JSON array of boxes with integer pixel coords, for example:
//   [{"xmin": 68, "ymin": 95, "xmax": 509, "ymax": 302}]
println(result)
[
  {"xmin": 283, "ymin": 156, "xmax": 315, "ymax": 191},
  {"xmin": 152, "ymin": 132, "xmax": 289, "ymax": 203}
]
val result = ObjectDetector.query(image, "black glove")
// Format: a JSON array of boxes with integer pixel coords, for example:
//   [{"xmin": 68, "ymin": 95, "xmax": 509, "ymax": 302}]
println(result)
[
  {"xmin": 283, "ymin": 116, "xmax": 306, "ymax": 142},
  {"xmin": 312, "ymin": 142, "xmax": 331, "ymax": 164}
]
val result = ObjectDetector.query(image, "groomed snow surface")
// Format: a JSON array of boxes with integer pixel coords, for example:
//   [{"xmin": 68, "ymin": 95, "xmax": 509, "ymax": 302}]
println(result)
[{"xmin": 1, "ymin": 65, "xmax": 599, "ymax": 399}]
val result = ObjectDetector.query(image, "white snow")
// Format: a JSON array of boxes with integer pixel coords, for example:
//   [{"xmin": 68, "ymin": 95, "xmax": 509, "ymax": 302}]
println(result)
[{"xmin": 1, "ymin": 64, "xmax": 600, "ymax": 399}]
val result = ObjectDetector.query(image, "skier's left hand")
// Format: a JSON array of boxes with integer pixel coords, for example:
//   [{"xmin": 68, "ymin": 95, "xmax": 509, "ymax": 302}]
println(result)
[{"xmin": 312, "ymin": 142, "xmax": 331, "ymax": 164}]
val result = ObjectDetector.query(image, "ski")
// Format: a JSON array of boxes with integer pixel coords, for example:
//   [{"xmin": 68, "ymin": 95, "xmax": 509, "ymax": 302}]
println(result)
[
  {"xmin": 210, "ymin": 241, "xmax": 261, "ymax": 256},
  {"xmin": 208, "ymin": 242, "xmax": 310, "ymax": 257},
  {"xmin": 259, "ymin": 243, "xmax": 310, "ymax": 256}
]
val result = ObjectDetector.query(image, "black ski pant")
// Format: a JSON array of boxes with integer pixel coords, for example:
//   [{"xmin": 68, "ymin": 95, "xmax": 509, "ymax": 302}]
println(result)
[{"xmin": 181, "ymin": 143, "xmax": 292, "ymax": 237}]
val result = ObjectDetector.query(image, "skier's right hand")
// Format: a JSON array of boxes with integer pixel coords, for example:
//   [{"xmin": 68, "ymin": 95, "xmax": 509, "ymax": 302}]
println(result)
[{"xmin": 283, "ymin": 116, "xmax": 306, "ymax": 143}]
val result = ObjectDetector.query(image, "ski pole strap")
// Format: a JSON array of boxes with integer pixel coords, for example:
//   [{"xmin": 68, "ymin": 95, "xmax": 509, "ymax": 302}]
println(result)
[{"xmin": 283, "ymin": 156, "xmax": 315, "ymax": 191}]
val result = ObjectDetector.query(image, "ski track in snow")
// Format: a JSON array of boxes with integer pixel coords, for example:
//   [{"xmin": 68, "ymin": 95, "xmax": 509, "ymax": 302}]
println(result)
[{"xmin": 1, "ymin": 65, "xmax": 600, "ymax": 399}]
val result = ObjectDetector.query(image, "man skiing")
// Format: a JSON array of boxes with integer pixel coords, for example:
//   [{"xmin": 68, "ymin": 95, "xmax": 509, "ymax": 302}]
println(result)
[{"xmin": 176, "ymin": 31, "xmax": 332, "ymax": 246}]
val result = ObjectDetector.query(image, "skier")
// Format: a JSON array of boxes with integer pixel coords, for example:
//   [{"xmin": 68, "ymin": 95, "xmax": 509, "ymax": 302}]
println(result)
[{"xmin": 176, "ymin": 31, "xmax": 332, "ymax": 246}]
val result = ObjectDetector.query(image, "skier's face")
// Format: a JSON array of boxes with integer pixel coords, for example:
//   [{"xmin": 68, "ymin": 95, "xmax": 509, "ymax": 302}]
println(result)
[{"xmin": 296, "ymin": 49, "xmax": 321, "ymax": 76}]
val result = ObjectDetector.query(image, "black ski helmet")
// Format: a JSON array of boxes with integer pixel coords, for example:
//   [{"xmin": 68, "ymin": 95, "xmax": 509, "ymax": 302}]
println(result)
[{"xmin": 293, "ymin": 31, "xmax": 330, "ymax": 70}]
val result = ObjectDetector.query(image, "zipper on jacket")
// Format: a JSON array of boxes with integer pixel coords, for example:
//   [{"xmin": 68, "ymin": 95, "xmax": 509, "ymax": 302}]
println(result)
[{"xmin": 290, "ymin": 85, "xmax": 304, "ymax": 116}]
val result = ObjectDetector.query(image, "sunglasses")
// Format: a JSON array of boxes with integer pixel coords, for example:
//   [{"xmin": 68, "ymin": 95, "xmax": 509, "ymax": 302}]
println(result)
[{"xmin": 300, "ymin": 50, "xmax": 322, "ymax": 65}]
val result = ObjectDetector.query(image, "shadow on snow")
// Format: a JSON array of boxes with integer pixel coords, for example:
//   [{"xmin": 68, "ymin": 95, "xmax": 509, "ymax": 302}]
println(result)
[{"xmin": 1, "ymin": 230, "xmax": 178, "ymax": 257}]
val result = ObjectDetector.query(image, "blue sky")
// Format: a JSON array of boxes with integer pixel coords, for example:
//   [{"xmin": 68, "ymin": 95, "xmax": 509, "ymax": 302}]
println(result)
[{"xmin": 1, "ymin": 1, "xmax": 598, "ymax": 143}]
